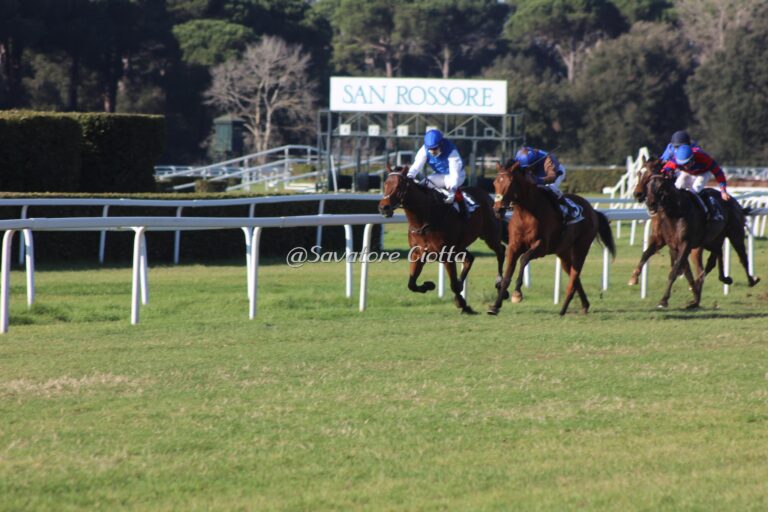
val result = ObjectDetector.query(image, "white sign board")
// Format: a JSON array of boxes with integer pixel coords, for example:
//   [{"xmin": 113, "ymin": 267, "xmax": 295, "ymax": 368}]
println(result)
[{"xmin": 330, "ymin": 77, "xmax": 507, "ymax": 115}]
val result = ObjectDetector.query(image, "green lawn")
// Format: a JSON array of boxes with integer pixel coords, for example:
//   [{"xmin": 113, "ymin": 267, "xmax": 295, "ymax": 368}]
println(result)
[{"xmin": 0, "ymin": 223, "xmax": 766, "ymax": 510}]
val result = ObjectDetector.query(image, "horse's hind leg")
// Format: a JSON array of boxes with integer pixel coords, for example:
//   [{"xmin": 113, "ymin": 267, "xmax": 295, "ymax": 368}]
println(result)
[
  {"xmin": 407, "ymin": 248, "xmax": 435, "ymax": 293},
  {"xmin": 560, "ymin": 246, "xmax": 589, "ymax": 316},
  {"xmin": 728, "ymin": 231, "xmax": 760, "ymax": 286},
  {"xmin": 444, "ymin": 260, "xmax": 475, "ymax": 314}
]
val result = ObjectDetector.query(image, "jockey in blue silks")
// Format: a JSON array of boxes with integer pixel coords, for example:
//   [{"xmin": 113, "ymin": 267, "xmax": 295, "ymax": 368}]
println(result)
[
  {"xmin": 660, "ymin": 130, "xmax": 702, "ymax": 162},
  {"xmin": 515, "ymin": 146, "xmax": 583, "ymax": 224},
  {"xmin": 407, "ymin": 129, "xmax": 468, "ymax": 217}
]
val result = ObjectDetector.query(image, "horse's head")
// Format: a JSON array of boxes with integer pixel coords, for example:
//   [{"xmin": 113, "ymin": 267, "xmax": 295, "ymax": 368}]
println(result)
[
  {"xmin": 493, "ymin": 159, "xmax": 531, "ymax": 219},
  {"xmin": 378, "ymin": 163, "xmax": 410, "ymax": 218},
  {"xmin": 634, "ymin": 156, "xmax": 664, "ymax": 204},
  {"xmin": 645, "ymin": 169, "xmax": 676, "ymax": 216}
]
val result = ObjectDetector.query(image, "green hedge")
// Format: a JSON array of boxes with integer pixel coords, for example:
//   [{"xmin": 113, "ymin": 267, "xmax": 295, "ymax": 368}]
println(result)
[
  {"xmin": 561, "ymin": 168, "xmax": 626, "ymax": 194},
  {"xmin": 0, "ymin": 192, "xmax": 382, "ymax": 265},
  {"xmin": 0, "ymin": 111, "xmax": 82, "ymax": 192},
  {"xmin": 0, "ymin": 111, "xmax": 164, "ymax": 193},
  {"xmin": 75, "ymin": 113, "xmax": 165, "ymax": 193}
]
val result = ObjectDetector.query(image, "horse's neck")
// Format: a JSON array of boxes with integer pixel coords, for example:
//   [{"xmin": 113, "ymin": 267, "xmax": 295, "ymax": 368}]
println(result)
[
  {"xmin": 401, "ymin": 187, "xmax": 433, "ymax": 223},
  {"xmin": 512, "ymin": 180, "xmax": 547, "ymax": 216}
]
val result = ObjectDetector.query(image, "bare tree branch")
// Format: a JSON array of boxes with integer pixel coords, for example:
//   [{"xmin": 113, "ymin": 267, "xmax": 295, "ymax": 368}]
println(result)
[{"xmin": 205, "ymin": 36, "xmax": 317, "ymax": 154}]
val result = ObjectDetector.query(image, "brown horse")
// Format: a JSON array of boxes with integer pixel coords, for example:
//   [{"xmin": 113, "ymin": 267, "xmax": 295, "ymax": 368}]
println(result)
[
  {"xmin": 630, "ymin": 158, "xmax": 759, "ymax": 308},
  {"xmin": 489, "ymin": 160, "xmax": 616, "ymax": 316},
  {"xmin": 378, "ymin": 164, "xmax": 507, "ymax": 314}
]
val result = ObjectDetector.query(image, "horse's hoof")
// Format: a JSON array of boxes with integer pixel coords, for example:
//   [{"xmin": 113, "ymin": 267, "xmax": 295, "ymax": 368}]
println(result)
[
  {"xmin": 628, "ymin": 276, "xmax": 638, "ymax": 286},
  {"xmin": 685, "ymin": 301, "xmax": 700, "ymax": 310},
  {"xmin": 487, "ymin": 307, "xmax": 499, "ymax": 316},
  {"xmin": 502, "ymin": 290, "xmax": 510, "ymax": 300},
  {"xmin": 720, "ymin": 276, "xmax": 733, "ymax": 285},
  {"xmin": 749, "ymin": 277, "xmax": 761, "ymax": 287},
  {"xmin": 581, "ymin": 307, "xmax": 589, "ymax": 315},
  {"xmin": 461, "ymin": 306, "xmax": 477, "ymax": 315},
  {"xmin": 423, "ymin": 281, "xmax": 436, "ymax": 291},
  {"xmin": 511, "ymin": 291, "xmax": 523, "ymax": 303},
  {"xmin": 656, "ymin": 302, "xmax": 668, "ymax": 309}
]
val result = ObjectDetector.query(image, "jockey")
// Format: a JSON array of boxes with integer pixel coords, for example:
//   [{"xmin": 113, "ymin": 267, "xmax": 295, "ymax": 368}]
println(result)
[
  {"xmin": 660, "ymin": 130, "xmax": 701, "ymax": 162},
  {"xmin": 662, "ymin": 144, "xmax": 731, "ymax": 220},
  {"xmin": 407, "ymin": 129, "xmax": 468, "ymax": 217},
  {"xmin": 515, "ymin": 146, "xmax": 581, "ymax": 223}
]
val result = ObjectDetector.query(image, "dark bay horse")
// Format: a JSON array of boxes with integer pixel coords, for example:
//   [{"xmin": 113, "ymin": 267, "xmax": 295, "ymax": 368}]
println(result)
[
  {"xmin": 489, "ymin": 160, "xmax": 616, "ymax": 316},
  {"xmin": 628, "ymin": 157, "xmax": 759, "ymax": 308},
  {"xmin": 378, "ymin": 165, "xmax": 507, "ymax": 314}
]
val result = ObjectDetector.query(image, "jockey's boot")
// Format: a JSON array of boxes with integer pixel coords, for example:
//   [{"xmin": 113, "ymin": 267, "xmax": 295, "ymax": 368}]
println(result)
[
  {"xmin": 558, "ymin": 198, "xmax": 570, "ymax": 225},
  {"xmin": 693, "ymin": 192, "xmax": 710, "ymax": 220},
  {"xmin": 706, "ymin": 195, "xmax": 724, "ymax": 222},
  {"xmin": 455, "ymin": 191, "xmax": 470, "ymax": 220}
]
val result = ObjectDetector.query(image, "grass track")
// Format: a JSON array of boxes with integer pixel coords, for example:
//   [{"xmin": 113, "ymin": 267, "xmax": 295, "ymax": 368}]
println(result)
[{"xmin": 0, "ymin": 223, "xmax": 767, "ymax": 510}]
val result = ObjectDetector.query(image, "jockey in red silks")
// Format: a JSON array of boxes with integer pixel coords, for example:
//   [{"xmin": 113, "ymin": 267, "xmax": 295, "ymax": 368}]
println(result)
[
  {"xmin": 659, "ymin": 130, "xmax": 703, "ymax": 163},
  {"xmin": 407, "ymin": 129, "xmax": 468, "ymax": 218},
  {"xmin": 662, "ymin": 144, "xmax": 731, "ymax": 220}
]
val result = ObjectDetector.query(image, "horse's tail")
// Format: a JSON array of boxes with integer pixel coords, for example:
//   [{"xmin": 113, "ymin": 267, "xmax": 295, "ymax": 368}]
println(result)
[{"xmin": 596, "ymin": 211, "xmax": 616, "ymax": 259}]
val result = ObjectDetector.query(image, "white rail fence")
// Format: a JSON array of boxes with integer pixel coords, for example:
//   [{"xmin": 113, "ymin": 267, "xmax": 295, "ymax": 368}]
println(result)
[
  {"xmin": 1, "ymin": 207, "xmax": 765, "ymax": 334},
  {"xmin": 4, "ymin": 194, "xmax": 383, "ymax": 266}
]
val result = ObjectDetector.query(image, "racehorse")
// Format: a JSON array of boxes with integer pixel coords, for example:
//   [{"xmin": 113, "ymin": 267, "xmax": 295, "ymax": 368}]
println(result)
[
  {"xmin": 378, "ymin": 164, "xmax": 507, "ymax": 314},
  {"xmin": 629, "ymin": 157, "xmax": 759, "ymax": 308},
  {"xmin": 489, "ymin": 160, "xmax": 616, "ymax": 316}
]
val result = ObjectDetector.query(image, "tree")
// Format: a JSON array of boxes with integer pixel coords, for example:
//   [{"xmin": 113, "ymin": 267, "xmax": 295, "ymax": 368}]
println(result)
[
  {"xmin": 330, "ymin": 0, "xmax": 413, "ymax": 78},
  {"xmin": 686, "ymin": 4, "xmax": 768, "ymax": 165},
  {"xmin": 0, "ymin": 0, "xmax": 47, "ymax": 107},
  {"xmin": 173, "ymin": 19, "xmax": 255, "ymax": 66},
  {"xmin": 573, "ymin": 22, "xmax": 695, "ymax": 163},
  {"xmin": 205, "ymin": 36, "xmax": 317, "ymax": 154},
  {"xmin": 612, "ymin": 0, "xmax": 673, "ymax": 23},
  {"xmin": 483, "ymin": 53, "xmax": 577, "ymax": 153},
  {"xmin": 674, "ymin": 0, "xmax": 761, "ymax": 64},
  {"xmin": 504, "ymin": 0, "xmax": 626, "ymax": 82},
  {"xmin": 404, "ymin": 0, "xmax": 509, "ymax": 78}
]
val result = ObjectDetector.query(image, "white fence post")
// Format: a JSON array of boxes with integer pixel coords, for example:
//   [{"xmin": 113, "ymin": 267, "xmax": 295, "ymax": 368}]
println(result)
[
  {"xmin": 359, "ymin": 223, "xmax": 374, "ymax": 311},
  {"xmin": 99, "ymin": 205, "xmax": 110, "ymax": 264},
  {"xmin": 249, "ymin": 227, "xmax": 262, "ymax": 319},
  {"xmin": 1, "ymin": 229, "xmax": 15, "ymax": 334},
  {"xmin": 131, "ymin": 227, "xmax": 146, "ymax": 325}
]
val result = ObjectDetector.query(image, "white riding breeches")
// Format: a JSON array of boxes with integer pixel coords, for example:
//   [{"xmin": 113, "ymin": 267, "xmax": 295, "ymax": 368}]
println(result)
[
  {"xmin": 674, "ymin": 171, "xmax": 710, "ymax": 193},
  {"xmin": 427, "ymin": 170, "xmax": 465, "ymax": 194},
  {"xmin": 546, "ymin": 164, "xmax": 566, "ymax": 197}
]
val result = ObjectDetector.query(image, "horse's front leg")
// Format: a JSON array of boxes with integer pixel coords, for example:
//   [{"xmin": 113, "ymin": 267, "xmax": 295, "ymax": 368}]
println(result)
[
  {"xmin": 511, "ymin": 242, "xmax": 542, "ymax": 303},
  {"xmin": 457, "ymin": 250, "xmax": 475, "ymax": 285},
  {"xmin": 444, "ymin": 260, "xmax": 475, "ymax": 314},
  {"xmin": 628, "ymin": 239, "xmax": 663, "ymax": 285},
  {"xmin": 488, "ymin": 243, "xmax": 523, "ymax": 315},
  {"xmin": 686, "ymin": 247, "xmax": 704, "ymax": 309},
  {"xmin": 407, "ymin": 246, "xmax": 435, "ymax": 293},
  {"xmin": 658, "ymin": 242, "xmax": 691, "ymax": 309}
]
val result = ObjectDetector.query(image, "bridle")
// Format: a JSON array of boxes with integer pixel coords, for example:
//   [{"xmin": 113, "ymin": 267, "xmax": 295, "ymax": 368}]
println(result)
[{"xmin": 381, "ymin": 173, "xmax": 410, "ymax": 209}]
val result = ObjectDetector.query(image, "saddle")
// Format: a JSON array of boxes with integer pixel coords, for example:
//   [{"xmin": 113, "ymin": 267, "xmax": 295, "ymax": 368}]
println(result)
[
  {"xmin": 685, "ymin": 189, "xmax": 724, "ymax": 223},
  {"xmin": 538, "ymin": 186, "xmax": 584, "ymax": 225}
]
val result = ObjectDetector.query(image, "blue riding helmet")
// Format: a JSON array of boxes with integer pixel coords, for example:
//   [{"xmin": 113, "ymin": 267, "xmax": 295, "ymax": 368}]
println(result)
[
  {"xmin": 675, "ymin": 144, "xmax": 694, "ymax": 165},
  {"xmin": 515, "ymin": 147, "xmax": 534, "ymax": 168},
  {"xmin": 424, "ymin": 129, "xmax": 443, "ymax": 149},
  {"xmin": 670, "ymin": 130, "xmax": 691, "ymax": 146}
]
